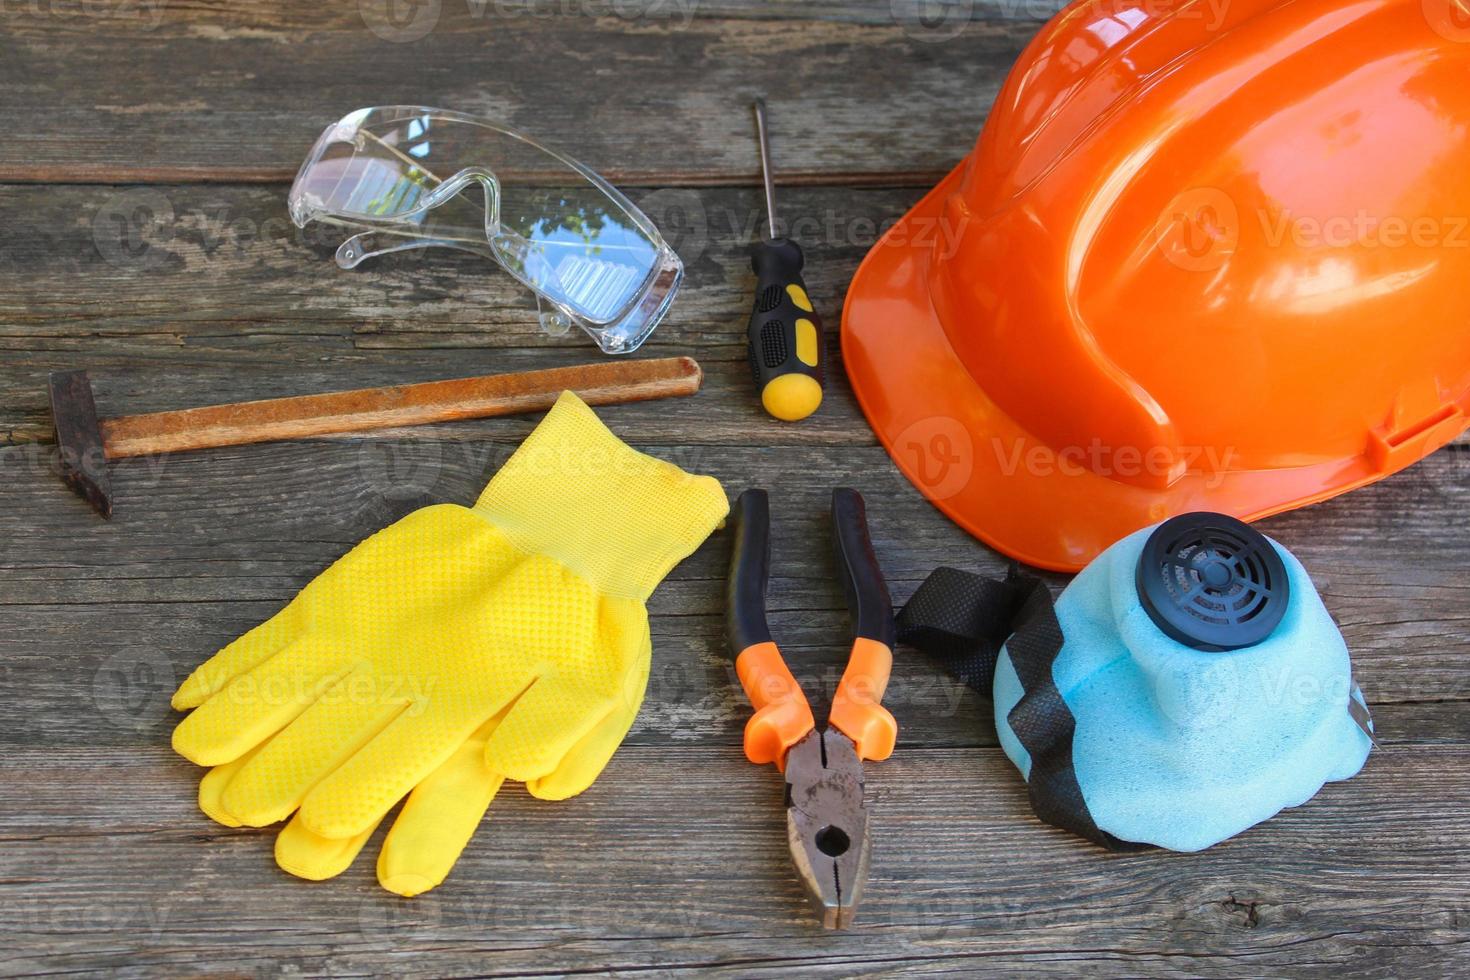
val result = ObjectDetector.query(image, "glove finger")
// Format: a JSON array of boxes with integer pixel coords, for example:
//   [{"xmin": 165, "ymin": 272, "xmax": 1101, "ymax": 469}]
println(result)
[
  {"xmin": 220, "ymin": 673, "xmax": 411, "ymax": 827},
  {"xmin": 527, "ymin": 658, "xmax": 648, "ymax": 801},
  {"xmin": 275, "ymin": 812, "xmax": 383, "ymax": 882},
  {"xmin": 199, "ymin": 747, "xmax": 259, "ymax": 828},
  {"xmin": 378, "ymin": 714, "xmax": 508, "ymax": 898},
  {"xmin": 171, "ymin": 638, "xmax": 352, "ymax": 768},
  {"xmin": 298, "ymin": 701, "xmax": 493, "ymax": 840},
  {"xmin": 482, "ymin": 677, "xmax": 611, "ymax": 784},
  {"xmin": 172, "ymin": 602, "xmax": 307, "ymax": 711},
  {"xmin": 526, "ymin": 699, "xmax": 636, "ymax": 801}
]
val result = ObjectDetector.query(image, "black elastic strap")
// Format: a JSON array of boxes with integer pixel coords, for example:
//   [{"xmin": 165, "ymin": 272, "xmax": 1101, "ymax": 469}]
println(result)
[{"xmin": 896, "ymin": 566, "xmax": 1151, "ymax": 852}]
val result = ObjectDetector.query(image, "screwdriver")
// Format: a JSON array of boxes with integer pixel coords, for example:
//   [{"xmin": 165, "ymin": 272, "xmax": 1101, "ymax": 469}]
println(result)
[{"xmin": 746, "ymin": 99, "xmax": 823, "ymax": 422}]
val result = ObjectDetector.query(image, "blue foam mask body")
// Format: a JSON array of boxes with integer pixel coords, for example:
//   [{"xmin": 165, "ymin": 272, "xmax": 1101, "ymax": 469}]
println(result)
[{"xmin": 993, "ymin": 520, "xmax": 1372, "ymax": 851}]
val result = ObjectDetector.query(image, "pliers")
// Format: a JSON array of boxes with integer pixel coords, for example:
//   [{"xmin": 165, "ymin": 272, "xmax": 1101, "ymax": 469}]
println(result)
[{"xmin": 726, "ymin": 488, "xmax": 897, "ymax": 929}]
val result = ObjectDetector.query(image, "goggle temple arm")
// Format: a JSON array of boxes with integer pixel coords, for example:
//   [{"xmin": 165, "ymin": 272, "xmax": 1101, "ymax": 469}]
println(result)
[
  {"xmin": 330, "ymin": 228, "xmax": 578, "ymax": 340},
  {"xmin": 333, "ymin": 231, "xmax": 487, "ymax": 269},
  {"xmin": 330, "ymin": 166, "xmax": 503, "ymax": 269}
]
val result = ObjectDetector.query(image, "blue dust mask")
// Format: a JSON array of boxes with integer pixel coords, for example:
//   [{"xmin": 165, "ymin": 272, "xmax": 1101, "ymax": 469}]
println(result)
[{"xmin": 897, "ymin": 512, "xmax": 1373, "ymax": 851}]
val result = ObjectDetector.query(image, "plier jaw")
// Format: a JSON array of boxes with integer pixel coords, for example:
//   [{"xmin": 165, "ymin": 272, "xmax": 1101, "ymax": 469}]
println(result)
[
  {"xmin": 784, "ymin": 727, "xmax": 871, "ymax": 930},
  {"xmin": 726, "ymin": 488, "xmax": 896, "ymax": 929}
]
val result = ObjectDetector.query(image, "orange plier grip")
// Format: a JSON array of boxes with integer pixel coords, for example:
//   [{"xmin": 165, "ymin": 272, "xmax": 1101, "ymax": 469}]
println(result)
[{"xmin": 726, "ymin": 489, "xmax": 897, "ymax": 768}]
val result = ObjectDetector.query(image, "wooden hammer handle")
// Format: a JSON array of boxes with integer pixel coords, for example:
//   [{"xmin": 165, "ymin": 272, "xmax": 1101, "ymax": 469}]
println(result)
[{"xmin": 100, "ymin": 356, "xmax": 703, "ymax": 459}]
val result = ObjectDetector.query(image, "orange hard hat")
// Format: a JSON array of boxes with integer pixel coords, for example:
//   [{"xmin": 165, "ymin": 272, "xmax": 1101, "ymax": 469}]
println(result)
[{"xmin": 842, "ymin": 0, "xmax": 1470, "ymax": 572}]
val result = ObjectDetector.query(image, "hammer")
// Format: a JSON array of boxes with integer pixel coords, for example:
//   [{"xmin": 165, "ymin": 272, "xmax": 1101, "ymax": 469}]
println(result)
[{"xmin": 48, "ymin": 357, "xmax": 704, "ymax": 518}]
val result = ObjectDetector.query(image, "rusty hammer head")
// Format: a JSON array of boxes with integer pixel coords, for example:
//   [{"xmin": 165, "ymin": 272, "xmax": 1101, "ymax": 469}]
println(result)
[{"xmin": 49, "ymin": 370, "xmax": 113, "ymax": 519}]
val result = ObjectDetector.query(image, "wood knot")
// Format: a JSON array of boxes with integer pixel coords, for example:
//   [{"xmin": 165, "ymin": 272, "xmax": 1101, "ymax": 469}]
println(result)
[{"xmin": 1221, "ymin": 896, "xmax": 1262, "ymax": 928}]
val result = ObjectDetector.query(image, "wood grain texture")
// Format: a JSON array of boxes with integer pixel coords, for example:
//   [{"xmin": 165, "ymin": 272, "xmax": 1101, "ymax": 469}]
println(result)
[
  {"xmin": 5, "ymin": 182, "xmax": 1467, "ymax": 450},
  {"xmin": 0, "ymin": 183, "xmax": 920, "ymax": 445},
  {"xmin": 0, "ymin": 0, "xmax": 1057, "ymax": 184},
  {"xmin": 2, "ymin": 1, "xmax": 1469, "ymax": 976},
  {"xmin": 3, "ymin": 743, "xmax": 1469, "ymax": 977},
  {"xmin": 2, "ymin": 427, "xmax": 1469, "ymax": 974}
]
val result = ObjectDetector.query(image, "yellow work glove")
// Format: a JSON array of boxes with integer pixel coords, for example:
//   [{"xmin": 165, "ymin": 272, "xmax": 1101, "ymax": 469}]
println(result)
[
  {"xmin": 170, "ymin": 391, "xmax": 728, "ymax": 895},
  {"xmin": 197, "ymin": 708, "xmax": 510, "ymax": 896}
]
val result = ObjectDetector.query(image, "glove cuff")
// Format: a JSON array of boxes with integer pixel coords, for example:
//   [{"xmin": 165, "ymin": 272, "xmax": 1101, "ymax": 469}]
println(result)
[{"xmin": 474, "ymin": 390, "xmax": 728, "ymax": 601}]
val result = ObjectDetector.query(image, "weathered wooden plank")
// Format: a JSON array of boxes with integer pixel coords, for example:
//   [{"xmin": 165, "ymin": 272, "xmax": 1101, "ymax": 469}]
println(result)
[
  {"xmin": 0, "ymin": 1, "xmax": 1052, "ymax": 184},
  {"xmin": 3, "ymin": 4, "xmax": 1466, "ymax": 976},
  {"xmin": 1, "ymin": 744, "xmax": 1467, "ymax": 977},
  {"xmin": 0, "ymin": 182, "xmax": 924, "ymax": 445},
  {"xmin": 3, "ymin": 588, "xmax": 1466, "ymax": 759},
  {"xmin": 2, "ymin": 437, "xmax": 1468, "ymax": 722},
  {"xmin": 5, "ymin": 182, "xmax": 1469, "ymax": 454},
  {"xmin": 1, "ymin": 0, "xmax": 1060, "ymax": 34}
]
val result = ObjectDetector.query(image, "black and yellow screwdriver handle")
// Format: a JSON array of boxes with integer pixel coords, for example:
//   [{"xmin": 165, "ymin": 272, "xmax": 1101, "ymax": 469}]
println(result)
[{"xmin": 748, "ymin": 238, "xmax": 824, "ymax": 422}]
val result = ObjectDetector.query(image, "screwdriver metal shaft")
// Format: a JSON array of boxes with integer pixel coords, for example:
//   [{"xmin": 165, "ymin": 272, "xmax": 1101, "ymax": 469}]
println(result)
[
  {"xmin": 754, "ymin": 98, "xmax": 779, "ymax": 238},
  {"xmin": 745, "ymin": 99, "xmax": 824, "ymax": 422}
]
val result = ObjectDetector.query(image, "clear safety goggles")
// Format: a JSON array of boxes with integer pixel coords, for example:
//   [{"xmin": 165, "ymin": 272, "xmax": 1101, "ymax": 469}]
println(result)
[{"xmin": 288, "ymin": 107, "xmax": 682, "ymax": 354}]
